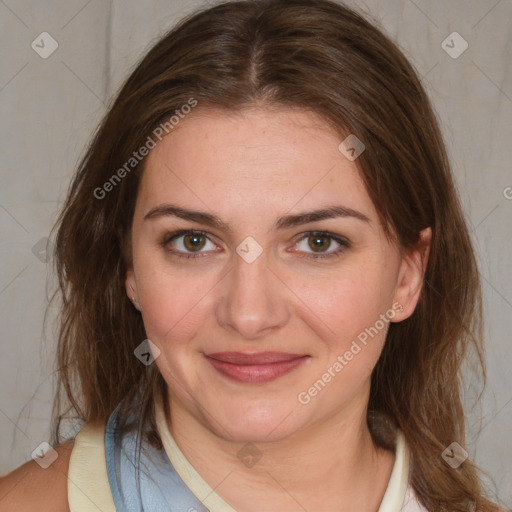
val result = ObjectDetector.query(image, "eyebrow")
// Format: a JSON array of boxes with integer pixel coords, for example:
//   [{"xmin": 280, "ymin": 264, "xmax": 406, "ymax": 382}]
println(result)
[{"xmin": 143, "ymin": 204, "xmax": 371, "ymax": 231}]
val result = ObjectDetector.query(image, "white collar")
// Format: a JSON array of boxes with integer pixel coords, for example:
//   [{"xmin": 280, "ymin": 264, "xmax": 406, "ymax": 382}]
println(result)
[
  {"xmin": 155, "ymin": 399, "xmax": 419, "ymax": 511},
  {"xmin": 377, "ymin": 430, "xmax": 410, "ymax": 511}
]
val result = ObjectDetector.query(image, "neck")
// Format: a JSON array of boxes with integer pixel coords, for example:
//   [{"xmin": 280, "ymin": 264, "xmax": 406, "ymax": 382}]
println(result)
[{"xmin": 164, "ymin": 391, "xmax": 395, "ymax": 512}]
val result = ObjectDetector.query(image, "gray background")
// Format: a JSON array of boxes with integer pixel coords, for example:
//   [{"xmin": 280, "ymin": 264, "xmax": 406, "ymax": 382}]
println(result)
[{"xmin": 0, "ymin": 0, "xmax": 510, "ymax": 507}]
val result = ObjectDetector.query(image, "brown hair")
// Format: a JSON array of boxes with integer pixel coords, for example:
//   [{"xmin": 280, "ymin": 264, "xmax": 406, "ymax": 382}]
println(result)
[{"xmin": 50, "ymin": 0, "xmax": 504, "ymax": 510}]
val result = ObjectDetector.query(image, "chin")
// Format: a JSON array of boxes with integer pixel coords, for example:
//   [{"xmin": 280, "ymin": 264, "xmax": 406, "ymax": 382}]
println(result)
[{"xmin": 205, "ymin": 400, "xmax": 302, "ymax": 444}]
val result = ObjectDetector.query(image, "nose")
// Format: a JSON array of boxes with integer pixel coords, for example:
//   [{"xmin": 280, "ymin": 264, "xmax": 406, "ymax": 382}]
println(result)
[{"xmin": 215, "ymin": 250, "xmax": 290, "ymax": 340}]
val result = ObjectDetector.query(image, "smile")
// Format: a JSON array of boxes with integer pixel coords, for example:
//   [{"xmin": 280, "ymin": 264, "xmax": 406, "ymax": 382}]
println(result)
[{"xmin": 204, "ymin": 351, "xmax": 310, "ymax": 383}]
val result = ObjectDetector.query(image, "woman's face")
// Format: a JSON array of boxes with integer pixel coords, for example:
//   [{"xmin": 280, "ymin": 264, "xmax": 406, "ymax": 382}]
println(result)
[{"xmin": 126, "ymin": 106, "xmax": 428, "ymax": 443}]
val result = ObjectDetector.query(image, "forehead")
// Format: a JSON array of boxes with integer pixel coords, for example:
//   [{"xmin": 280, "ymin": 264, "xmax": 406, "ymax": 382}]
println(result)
[{"xmin": 136, "ymin": 106, "xmax": 377, "ymax": 225}]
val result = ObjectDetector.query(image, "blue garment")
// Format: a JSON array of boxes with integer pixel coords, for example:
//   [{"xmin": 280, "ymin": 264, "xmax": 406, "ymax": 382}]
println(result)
[{"xmin": 105, "ymin": 400, "xmax": 210, "ymax": 512}]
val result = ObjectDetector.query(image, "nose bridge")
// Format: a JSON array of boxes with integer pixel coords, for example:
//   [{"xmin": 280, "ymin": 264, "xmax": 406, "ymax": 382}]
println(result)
[{"xmin": 215, "ymin": 248, "xmax": 289, "ymax": 339}]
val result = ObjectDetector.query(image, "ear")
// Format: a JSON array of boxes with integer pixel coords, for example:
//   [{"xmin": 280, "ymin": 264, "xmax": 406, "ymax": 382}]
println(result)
[
  {"xmin": 391, "ymin": 227, "xmax": 432, "ymax": 322},
  {"xmin": 125, "ymin": 267, "xmax": 140, "ymax": 311}
]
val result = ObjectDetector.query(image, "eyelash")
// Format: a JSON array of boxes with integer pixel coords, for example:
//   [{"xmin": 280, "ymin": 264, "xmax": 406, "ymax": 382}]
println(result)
[{"xmin": 160, "ymin": 229, "xmax": 349, "ymax": 261}]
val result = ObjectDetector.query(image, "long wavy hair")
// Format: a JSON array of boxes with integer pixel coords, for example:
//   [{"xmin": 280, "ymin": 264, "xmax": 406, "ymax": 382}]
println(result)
[{"xmin": 49, "ymin": 0, "xmax": 504, "ymax": 510}]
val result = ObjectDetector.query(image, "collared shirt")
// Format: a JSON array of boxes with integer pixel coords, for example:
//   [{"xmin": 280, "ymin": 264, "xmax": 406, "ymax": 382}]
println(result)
[{"xmin": 68, "ymin": 395, "xmax": 428, "ymax": 511}]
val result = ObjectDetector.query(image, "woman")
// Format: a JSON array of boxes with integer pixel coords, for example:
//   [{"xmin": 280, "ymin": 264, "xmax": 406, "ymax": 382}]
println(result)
[{"xmin": 0, "ymin": 0, "xmax": 506, "ymax": 510}]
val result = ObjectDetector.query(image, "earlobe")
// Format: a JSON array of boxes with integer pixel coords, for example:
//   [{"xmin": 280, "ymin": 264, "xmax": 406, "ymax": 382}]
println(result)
[{"xmin": 391, "ymin": 227, "xmax": 432, "ymax": 322}]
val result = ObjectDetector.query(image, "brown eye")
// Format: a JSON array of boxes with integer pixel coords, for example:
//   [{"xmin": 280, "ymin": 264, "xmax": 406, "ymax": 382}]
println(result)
[
  {"xmin": 307, "ymin": 234, "xmax": 332, "ymax": 252},
  {"xmin": 163, "ymin": 230, "xmax": 217, "ymax": 257},
  {"xmin": 293, "ymin": 231, "xmax": 349, "ymax": 259},
  {"xmin": 183, "ymin": 233, "xmax": 207, "ymax": 252}
]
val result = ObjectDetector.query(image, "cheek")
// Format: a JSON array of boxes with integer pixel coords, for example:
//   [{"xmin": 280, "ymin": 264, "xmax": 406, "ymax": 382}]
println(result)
[
  {"xmin": 288, "ymin": 257, "xmax": 397, "ymax": 400},
  {"xmin": 140, "ymin": 281, "xmax": 207, "ymax": 348},
  {"xmin": 301, "ymin": 277, "xmax": 393, "ymax": 404},
  {"xmin": 134, "ymin": 250, "xmax": 212, "ymax": 346},
  {"xmin": 137, "ymin": 270, "xmax": 209, "ymax": 392},
  {"xmin": 292, "ymin": 258, "xmax": 395, "ymax": 336}
]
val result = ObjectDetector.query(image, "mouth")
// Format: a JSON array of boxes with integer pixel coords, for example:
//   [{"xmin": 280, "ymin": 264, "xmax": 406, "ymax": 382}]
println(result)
[{"xmin": 204, "ymin": 351, "xmax": 310, "ymax": 383}]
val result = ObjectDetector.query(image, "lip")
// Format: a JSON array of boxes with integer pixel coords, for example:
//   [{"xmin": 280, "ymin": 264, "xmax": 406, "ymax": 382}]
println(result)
[{"xmin": 205, "ymin": 351, "xmax": 309, "ymax": 383}]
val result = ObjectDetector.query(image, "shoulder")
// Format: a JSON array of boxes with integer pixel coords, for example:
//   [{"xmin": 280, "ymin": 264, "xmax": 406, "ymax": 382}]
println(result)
[{"xmin": 0, "ymin": 440, "xmax": 74, "ymax": 512}]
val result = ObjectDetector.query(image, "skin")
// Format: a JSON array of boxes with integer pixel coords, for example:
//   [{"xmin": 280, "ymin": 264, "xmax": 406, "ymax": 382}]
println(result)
[
  {"xmin": 0, "ymin": 441, "xmax": 73, "ymax": 512},
  {"xmin": 125, "ymin": 106, "xmax": 431, "ymax": 512}
]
